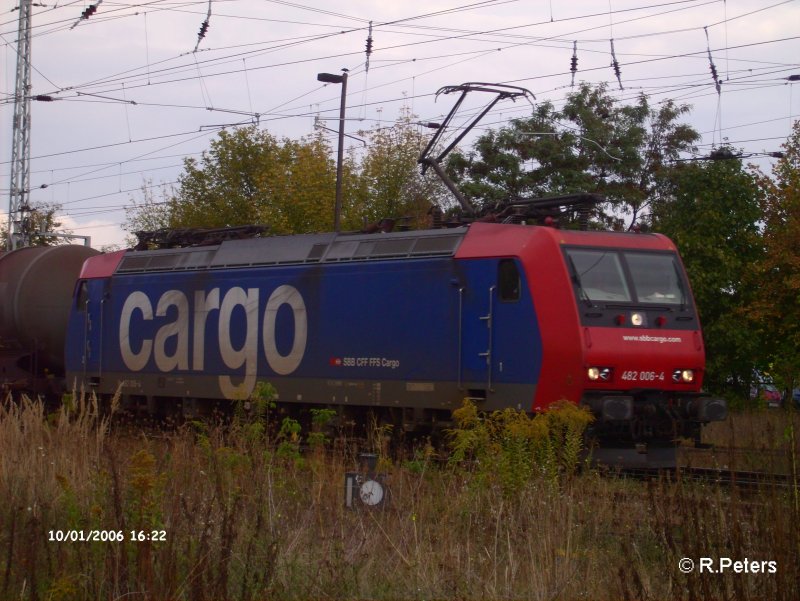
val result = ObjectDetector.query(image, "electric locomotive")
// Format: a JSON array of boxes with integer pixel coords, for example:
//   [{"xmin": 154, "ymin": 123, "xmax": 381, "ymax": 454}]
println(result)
[
  {"xmin": 0, "ymin": 83, "xmax": 728, "ymax": 462},
  {"xmin": 54, "ymin": 220, "xmax": 725, "ymax": 454}
]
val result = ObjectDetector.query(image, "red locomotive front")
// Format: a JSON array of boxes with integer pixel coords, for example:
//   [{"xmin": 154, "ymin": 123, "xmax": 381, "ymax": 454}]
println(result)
[
  {"xmin": 568, "ymin": 238, "xmax": 727, "ymax": 442},
  {"xmin": 508, "ymin": 225, "xmax": 727, "ymax": 450}
]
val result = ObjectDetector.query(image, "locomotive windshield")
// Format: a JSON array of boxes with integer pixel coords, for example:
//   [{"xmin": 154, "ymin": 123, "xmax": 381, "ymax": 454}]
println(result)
[
  {"xmin": 625, "ymin": 252, "xmax": 686, "ymax": 305},
  {"xmin": 565, "ymin": 248, "xmax": 687, "ymax": 307}
]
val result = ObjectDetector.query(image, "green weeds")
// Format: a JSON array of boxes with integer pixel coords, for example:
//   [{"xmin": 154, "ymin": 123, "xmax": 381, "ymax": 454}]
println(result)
[
  {"xmin": 0, "ymin": 392, "xmax": 797, "ymax": 600},
  {"xmin": 448, "ymin": 398, "xmax": 594, "ymax": 493}
]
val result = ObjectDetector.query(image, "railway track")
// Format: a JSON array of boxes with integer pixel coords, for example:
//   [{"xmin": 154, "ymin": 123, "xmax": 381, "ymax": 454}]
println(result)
[
  {"xmin": 616, "ymin": 465, "xmax": 797, "ymax": 491},
  {"xmin": 679, "ymin": 445, "xmax": 796, "ymax": 480},
  {"xmin": 681, "ymin": 445, "xmax": 789, "ymax": 458}
]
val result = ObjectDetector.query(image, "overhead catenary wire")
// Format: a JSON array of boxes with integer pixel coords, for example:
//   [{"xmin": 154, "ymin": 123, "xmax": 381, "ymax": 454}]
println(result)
[
  {"xmin": 4, "ymin": 43, "xmax": 795, "ymax": 174},
  {"xmin": 18, "ymin": 0, "xmax": 721, "ymax": 98},
  {"xmin": 0, "ymin": 0, "xmax": 787, "ymax": 55},
  {"xmin": 6, "ymin": 0, "xmax": 732, "ymax": 136},
  {"xmin": 5, "ymin": 33, "xmax": 795, "ymax": 153},
  {"xmin": 4, "ymin": 0, "xmax": 797, "ymax": 241}
]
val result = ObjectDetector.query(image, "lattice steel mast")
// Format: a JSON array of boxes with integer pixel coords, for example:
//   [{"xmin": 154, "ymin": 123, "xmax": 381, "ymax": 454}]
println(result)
[{"xmin": 7, "ymin": 0, "xmax": 33, "ymax": 250}]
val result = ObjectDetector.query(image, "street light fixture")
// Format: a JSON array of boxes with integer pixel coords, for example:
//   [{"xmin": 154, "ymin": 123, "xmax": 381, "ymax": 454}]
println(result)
[{"xmin": 317, "ymin": 70, "xmax": 348, "ymax": 232}]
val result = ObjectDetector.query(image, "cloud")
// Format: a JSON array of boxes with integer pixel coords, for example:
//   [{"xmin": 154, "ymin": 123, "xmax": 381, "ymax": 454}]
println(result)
[{"xmin": 56, "ymin": 214, "xmax": 128, "ymax": 250}]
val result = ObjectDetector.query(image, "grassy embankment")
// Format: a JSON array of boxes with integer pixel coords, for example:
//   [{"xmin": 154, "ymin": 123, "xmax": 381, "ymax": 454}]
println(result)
[{"xmin": 0, "ymin": 392, "xmax": 798, "ymax": 601}]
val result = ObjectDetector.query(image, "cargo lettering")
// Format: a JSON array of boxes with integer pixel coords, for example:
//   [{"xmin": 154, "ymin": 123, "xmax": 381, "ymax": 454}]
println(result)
[{"xmin": 119, "ymin": 285, "xmax": 307, "ymax": 399}]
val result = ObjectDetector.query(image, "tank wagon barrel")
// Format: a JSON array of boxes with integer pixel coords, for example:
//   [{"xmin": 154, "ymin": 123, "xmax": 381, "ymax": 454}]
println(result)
[{"xmin": 0, "ymin": 245, "xmax": 99, "ymax": 390}]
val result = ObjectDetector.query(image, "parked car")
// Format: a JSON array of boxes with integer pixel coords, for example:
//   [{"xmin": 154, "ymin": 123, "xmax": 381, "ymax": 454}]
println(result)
[
  {"xmin": 761, "ymin": 385, "xmax": 783, "ymax": 408},
  {"xmin": 750, "ymin": 373, "xmax": 783, "ymax": 408}
]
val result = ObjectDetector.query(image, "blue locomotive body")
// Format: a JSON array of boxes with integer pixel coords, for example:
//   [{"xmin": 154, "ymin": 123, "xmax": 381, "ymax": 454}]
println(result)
[{"xmin": 65, "ymin": 228, "xmax": 542, "ymax": 415}]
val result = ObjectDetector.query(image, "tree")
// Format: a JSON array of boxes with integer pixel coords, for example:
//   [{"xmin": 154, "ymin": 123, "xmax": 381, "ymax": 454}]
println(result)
[
  {"xmin": 2, "ymin": 201, "xmax": 70, "ymax": 248},
  {"xmin": 750, "ymin": 121, "xmax": 800, "ymax": 395},
  {"xmin": 126, "ymin": 114, "xmax": 451, "ymax": 238},
  {"xmin": 123, "ymin": 180, "xmax": 173, "ymax": 247},
  {"xmin": 446, "ymin": 83, "xmax": 699, "ymax": 227},
  {"xmin": 137, "ymin": 127, "xmax": 339, "ymax": 236},
  {"xmin": 653, "ymin": 152, "xmax": 763, "ymax": 400},
  {"xmin": 346, "ymin": 109, "xmax": 451, "ymax": 230}
]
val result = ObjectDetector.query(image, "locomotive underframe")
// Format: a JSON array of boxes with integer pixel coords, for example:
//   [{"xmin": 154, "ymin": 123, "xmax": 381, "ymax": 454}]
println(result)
[
  {"xmin": 582, "ymin": 389, "xmax": 728, "ymax": 446},
  {"xmin": 81, "ymin": 370, "xmax": 536, "ymax": 422}
]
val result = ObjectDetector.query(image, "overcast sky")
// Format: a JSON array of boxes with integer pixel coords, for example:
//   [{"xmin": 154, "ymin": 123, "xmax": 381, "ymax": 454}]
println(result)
[{"xmin": 2, "ymin": 0, "xmax": 799, "ymax": 249}]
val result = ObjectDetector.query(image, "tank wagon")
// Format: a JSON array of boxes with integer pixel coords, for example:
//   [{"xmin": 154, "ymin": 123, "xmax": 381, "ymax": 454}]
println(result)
[
  {"xmin": 0, "ymin": 245, "xmax": 99, "ymax": 396},
  {"xmin": 57, "ymin": 221, "xmax": 726, "ymax": 450}
]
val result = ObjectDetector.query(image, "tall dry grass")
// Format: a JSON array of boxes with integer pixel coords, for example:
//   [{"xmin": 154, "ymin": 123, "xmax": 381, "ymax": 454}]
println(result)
[{"xmin": 0, "ymin": 394, "xmax": 797, "ymax": 600}]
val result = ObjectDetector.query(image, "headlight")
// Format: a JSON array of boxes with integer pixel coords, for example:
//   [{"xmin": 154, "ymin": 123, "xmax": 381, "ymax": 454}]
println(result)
[
  {"xmin": 672, "ymin": 369, "xmax": 695, "ymax": 383},
  {"xmin": 631, "ymin": 312, "xmax": 644, "ymax": 327},
  {"xmin": 588, "ymin": 367, "xmax": 612, "ymax": 382}
]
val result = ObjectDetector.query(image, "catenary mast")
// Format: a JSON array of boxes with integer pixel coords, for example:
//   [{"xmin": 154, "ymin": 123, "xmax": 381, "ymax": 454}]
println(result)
[{"xmin": 7, "ymin": 0, "xmax": 33, "ymax": 250}]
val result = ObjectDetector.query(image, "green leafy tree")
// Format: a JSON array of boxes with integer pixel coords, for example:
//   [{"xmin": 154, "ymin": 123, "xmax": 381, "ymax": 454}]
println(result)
[
  {"xmin": 345, "ymin": 109, "xmax": 451, "ymax": 230},
  {"xmin": 136, "ymin": 127, "xmax": 339, "ymax": 236},
  {"xmin": 653, "ymin": 152, "xmax": 763, "ymax": 399},
  {"xmin": 127, "ymin": 114, "xmax": 451, "ymax": 238},
  {"xmin": 750, "ymin": 121, "xmax": 800, "ymax": 395},
  {"xmin": 2, "ymin": 201, "xmax": 69, "ymax": 248},
  {"xmin": 123, "ymin": 180, "xmax": 173, "ymax": 247},
  {"xmin": 447, "ymin": 83, "xmax": 699, "ymax": 227}
]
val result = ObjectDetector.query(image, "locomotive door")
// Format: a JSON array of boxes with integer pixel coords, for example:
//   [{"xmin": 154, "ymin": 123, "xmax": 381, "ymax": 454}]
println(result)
[
  {"xmin": 459, "ymin": 259, "xmax": 521, "ymax": 400},
  {"xmin": 77, "ymin": 278, "xmax": 107, "ymax": 386}
]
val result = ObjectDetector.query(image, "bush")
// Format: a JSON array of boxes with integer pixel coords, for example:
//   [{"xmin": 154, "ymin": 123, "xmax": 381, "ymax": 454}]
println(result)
[{"xmin": 448, "ymin": 399, "xmax": 594, "ymax": 493}]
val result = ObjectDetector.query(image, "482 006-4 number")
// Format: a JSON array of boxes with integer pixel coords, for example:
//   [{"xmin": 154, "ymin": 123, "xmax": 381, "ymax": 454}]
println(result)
[{"xmin": 620, "ymin": 370, "xmax": 665, "ymax": 382}]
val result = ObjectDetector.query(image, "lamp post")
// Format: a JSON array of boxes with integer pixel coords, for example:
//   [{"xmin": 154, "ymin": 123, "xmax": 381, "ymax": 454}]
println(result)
[{"xmin": 317, "ymin": 70, "xmax": 348, "ymax": 232}]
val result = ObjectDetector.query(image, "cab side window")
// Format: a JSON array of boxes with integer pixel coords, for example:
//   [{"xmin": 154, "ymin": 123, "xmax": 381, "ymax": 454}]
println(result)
[
  {"xmin": 75, "ymin": 280, "xmax": 89, "ymax": 311},
  {"xmin": 498, "ymin": 259, "xmax": 520, "ymax": 302}
]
